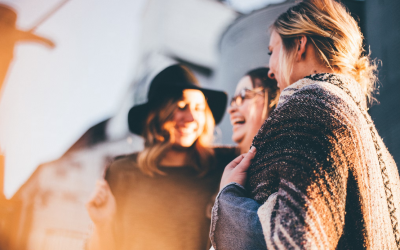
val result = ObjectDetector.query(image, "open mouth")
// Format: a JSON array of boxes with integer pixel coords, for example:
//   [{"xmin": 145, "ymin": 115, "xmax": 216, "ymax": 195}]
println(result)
[{"xmin": 231, "ymin": 117, "xmax": 246, "ymax": 125}]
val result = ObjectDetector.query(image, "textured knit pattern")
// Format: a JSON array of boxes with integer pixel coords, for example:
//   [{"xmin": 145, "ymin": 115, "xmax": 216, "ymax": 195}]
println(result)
[{"xmin": 248, "ymin": 74, "xmax": 400, "ymax": 249}]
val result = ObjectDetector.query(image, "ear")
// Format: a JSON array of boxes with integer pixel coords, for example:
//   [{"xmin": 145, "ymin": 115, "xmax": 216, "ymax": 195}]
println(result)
[{"xmin": 295, "ymin": 35, "xmax": 308, "ymax": 61}]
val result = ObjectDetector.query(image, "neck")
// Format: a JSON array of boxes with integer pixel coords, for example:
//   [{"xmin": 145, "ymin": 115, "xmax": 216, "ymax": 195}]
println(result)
[
  {"xmin": 291, "ymin": 63, "xmax": 335, "ymax": 86},
  {"xmin": 309, "ymin": 64, "xmax": 335, "ymax": 76},
  {"xmin": 238, "ymin": 138, "xmax": 252, "ymax": 155},
  {"xmin": 290, "ymin": 43, "xmax": 336, "ymax": 85},
  {"xmin": 239, "ymin": 145, "xmax": 248, "ymax": 155},
  {"xmin": 160, "ymin": 148, "xmax": 190, "ymax": 167}
]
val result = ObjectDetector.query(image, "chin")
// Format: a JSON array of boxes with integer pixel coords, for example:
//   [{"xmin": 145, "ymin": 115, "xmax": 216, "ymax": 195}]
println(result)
[
  {"xmin": 232, "ymin": 131, "xmax": 245, "ymax": 144},
  {"xmin": 175, "ymin": 138, "xmax": 197, "ymax": 148},
  {"xmin": 232, "ymin": 137, "xmax": 243, "ymax": 147}
]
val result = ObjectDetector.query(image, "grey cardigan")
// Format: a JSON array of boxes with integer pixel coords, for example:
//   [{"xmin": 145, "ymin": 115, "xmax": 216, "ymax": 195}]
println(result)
[{"xmin": 211, "ymin": 74, "xmax": 400, "ymax": 250}]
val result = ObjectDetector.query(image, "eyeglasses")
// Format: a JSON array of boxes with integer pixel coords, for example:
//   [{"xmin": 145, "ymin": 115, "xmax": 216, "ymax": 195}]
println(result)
[{"xmin": 230, "ymin": 87, "xmax": 265, "ymax": 107}]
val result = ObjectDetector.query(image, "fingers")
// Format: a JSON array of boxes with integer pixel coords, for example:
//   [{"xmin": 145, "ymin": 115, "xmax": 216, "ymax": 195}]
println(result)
[
  {"xmin": 225, "ymin": 154, "xmax": 245, "ymax": 170},
  {"xmin": 246, "ymin": 146, "xmax": 257, "ymax": 159},
  {"xmin": 219, "ymin": 147, "xmax": 257, "ymax": 189},
  {"xmin": 96, "ymin": 179, "xmax": 111, "ymax": 191},
  {"xmin": 234, "ymin": 146, "xmax": 256, "ymax": 173},
  {"xmin": 94, "ymin": 188, "xmax": 107, "ymax": 206},
  {"xmin": 87, "ymin": 180, "xmax": 112, "ymax": 207}
]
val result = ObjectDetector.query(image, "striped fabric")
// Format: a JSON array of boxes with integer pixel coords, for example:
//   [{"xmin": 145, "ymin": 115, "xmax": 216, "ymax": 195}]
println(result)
[{"xmin": 248, "ymin": 74, "xmax": 400, "ymax": 249}]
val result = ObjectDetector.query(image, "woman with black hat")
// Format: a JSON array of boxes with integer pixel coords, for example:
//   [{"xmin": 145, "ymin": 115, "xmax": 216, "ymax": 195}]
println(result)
[{"xmin": 86, "ymin": 64, "xmax": 237, "ymax": 250}]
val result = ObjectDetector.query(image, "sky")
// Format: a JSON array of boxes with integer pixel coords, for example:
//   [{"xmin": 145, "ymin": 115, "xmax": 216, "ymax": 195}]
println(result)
[{"xmin": 0, "ymin": 0, "xmax": 147, "ymax": 198}]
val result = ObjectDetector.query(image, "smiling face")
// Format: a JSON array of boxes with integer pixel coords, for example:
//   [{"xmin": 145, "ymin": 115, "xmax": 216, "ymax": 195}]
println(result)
[
  {"xmin": 268, "ymin": 30, "xmax": 289, "ymax": 90},
  {"xmin": 164, "ymin": 89, "xmax": 207, "ymax": 148},
  {"xmin": 228, "ymin": 76, "xmax": 267, "ymax": 154}
]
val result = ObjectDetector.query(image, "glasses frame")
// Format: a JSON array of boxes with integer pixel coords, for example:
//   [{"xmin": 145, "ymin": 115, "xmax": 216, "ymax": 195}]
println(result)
[{"xmin": 230, "ymin": 87, "xmax": 265, "ymax": 107}]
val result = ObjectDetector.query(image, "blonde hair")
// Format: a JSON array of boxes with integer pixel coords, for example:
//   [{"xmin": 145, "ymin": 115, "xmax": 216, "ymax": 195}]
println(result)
[
  {"xmin": 272, "ymin": 0, "xmax": 378, "ymax": 104},
  {"xmin": 137, "ymin": 95, "xmax": 215, "ymax": 177}
]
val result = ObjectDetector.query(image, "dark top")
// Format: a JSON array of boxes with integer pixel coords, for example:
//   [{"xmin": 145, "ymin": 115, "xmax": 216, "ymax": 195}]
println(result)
[{"xmin": 105, "ymin": 147, "xmax": 237, "ymax": 250}]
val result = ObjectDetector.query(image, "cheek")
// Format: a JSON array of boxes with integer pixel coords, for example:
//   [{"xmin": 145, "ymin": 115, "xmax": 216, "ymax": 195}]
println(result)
[
  {"xmin": 198, "ymin": 114, "xmax": 206, "ymax": 131},
  {"xmin": 248, "ymin": 101, "xmax": 265, "ymax": 125},
  {"xmin": 271, "ymin": 54, "xmax": 279, "ymax": 72},
  {"xmin": 192, "ymin": 111, "xmax": 206, "ymax": 132},
  {"xmin": 172, "ymin": 110, "xmax": 182, "ymax": 124},
  {"xmin": 238, "ymin": 104, "xmax": 250, "ymax": 124},
  {"xmin": 163, "ymin": 121, "xmax": 175, "ymax": 136}
]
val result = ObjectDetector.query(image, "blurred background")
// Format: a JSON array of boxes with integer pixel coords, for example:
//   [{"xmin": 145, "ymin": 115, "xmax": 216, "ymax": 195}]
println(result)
[{"xmin": 0, "ymin": 0, "xmax": 398, "ymax": 249}]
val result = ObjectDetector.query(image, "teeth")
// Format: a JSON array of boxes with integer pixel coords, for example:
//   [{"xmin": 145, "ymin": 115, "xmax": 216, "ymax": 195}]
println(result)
[
  {"xmin": 231, "ymin": 117, "xmax": 245, "ymax": 125},
  {"xmin": 179, "ymin": 129, "xmax": 193, "ymax": 133},
  {"xmin": 177, "ymin": 128, "xmax": 196, "ymax": 134}
]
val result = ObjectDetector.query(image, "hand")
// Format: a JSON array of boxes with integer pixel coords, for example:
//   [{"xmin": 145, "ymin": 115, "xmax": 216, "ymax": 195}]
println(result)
[
  {"xmin": 220, "ymin": 146, "xmax": 256, "ymax": 190},
  {"xmin": 86, "ymin": 179, "xmax": 116, "ymax": 227}
]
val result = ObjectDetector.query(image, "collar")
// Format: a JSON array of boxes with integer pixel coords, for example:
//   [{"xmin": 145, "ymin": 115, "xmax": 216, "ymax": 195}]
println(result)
[{"xmin": 277, "ymin": 73, "xmax": 367, "ymax": 110}]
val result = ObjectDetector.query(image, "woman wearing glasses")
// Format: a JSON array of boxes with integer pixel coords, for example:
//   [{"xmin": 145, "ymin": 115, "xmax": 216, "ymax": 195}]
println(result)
[{"xmin": 228, "ymin": 68, "xmax": 279, "ymax": 154}]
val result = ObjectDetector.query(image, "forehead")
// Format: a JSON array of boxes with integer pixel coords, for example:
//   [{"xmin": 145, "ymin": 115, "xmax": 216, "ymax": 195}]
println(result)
[
  {"xmin": 181, "ymin": 89, "xmax": 205, "ymax": 103},
  {"xmin": 235, "ymin": 76, "xmax": 253, "ymax": 94}
]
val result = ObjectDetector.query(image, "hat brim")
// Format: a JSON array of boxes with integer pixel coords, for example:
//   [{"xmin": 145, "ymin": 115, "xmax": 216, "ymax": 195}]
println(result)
[
  {"xmin": 198, "ymin": 87, "xmax": 227, "ymax": 124},
  {"xmin": 128, "ymin": 102, "xmax": 151, "ymax": 135},
  {"xmin": 128, "ymin": 86, "xmax": 227, "ymax": 135}
]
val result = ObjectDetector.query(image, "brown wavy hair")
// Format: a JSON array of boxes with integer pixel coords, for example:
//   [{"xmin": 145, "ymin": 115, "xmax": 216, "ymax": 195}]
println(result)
[
  {"xmin": 137, "ymin": 92, "xmax": 215, "ymax": 177},
  {"xmin": 246, "ymin": 67, "xmax": 280, "ymax": 119},
  {"xmin": 272, "ymin": 0, "xmax": 378, "ymax": 104}
]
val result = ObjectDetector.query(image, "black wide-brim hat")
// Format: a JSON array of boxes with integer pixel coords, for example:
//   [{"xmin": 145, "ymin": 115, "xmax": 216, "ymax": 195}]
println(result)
[{"xmin": 128, "ymin": 64, "xmax": 227, "ymax": 135}]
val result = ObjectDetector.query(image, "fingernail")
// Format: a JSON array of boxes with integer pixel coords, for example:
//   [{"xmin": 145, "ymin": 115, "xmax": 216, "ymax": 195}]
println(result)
[{"xmin": 249, "ymin": 146, "xmax": 256, "ymax": 153}]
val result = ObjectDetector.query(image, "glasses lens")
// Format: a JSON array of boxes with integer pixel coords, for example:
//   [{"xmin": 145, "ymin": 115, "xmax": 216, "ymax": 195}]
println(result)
[
  {"xmin": 236, "ymin": 95, "xmax": 243, "ymax": 106},
  {"xmin": 231, "ymin": 88, "xmax": 264, "ymax": 107},
  {"xmin": 230, "ymin": 97, "xmax": 235, "ymax": 107},
  {"xmin": 230, "ymin": 95, "xmax": 241, "ymax": 106}
]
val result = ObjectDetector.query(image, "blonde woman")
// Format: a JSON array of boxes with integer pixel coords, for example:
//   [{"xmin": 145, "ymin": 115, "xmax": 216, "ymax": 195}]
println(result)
[
  {"xmin": 86, "ymin": 65, "xmax": 237, "ymax": 250},
  {"xmin": 211, "ymin": 0, "xmax": 400, "ymax": 249}
]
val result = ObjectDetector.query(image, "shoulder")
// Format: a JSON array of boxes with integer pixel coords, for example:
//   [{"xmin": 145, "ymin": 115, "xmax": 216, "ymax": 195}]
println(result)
[
  {"xmin": 254, "ymin": 74, "xmax": 363, "ymax": 149},
  {"xmin": 278, "ymin": 73, "xmax": 364, "ymax": 112},
  {"xmin": 278, "ymin": 78, "xmax": 333, "ymax": 108},
  {"xmin": 109, "ymin": 153, "xmax": 139, "ymax": 172},
  {"xmin": 213, "ymin": 146, "xmax": 239, "ymax": 158},
  {"xmin": 105, "ymin": 153, "xmax": 140, "ymax": 184},
  {"xmin": 212, "ymin": 146, "xmax": 239, "ymax": 166}
]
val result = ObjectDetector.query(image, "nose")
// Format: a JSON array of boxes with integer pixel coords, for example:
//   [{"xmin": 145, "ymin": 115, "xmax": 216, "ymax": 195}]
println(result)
[
  {"xmin": 183, "ymin": 108, "xmax": 195, "ymax": 123},
  {"xmin": 228, "ymin": 104, "xmax": 237, "ymax": 115}
]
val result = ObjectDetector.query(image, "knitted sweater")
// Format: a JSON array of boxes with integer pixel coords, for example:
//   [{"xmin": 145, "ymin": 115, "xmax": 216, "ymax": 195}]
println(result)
[
  {"xmin": 106, "ymin": 147, "xmax": 237, "ymax": 250},
  {"xmin": 248, "ymin": 74, "xmax": 400, "ymax": 249}
]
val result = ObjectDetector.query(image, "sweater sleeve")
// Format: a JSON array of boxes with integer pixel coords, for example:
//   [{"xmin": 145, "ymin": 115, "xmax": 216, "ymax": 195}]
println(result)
[{"xmin": 248, "ymin": 86, "xmax": 351, "ymax": 249}]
